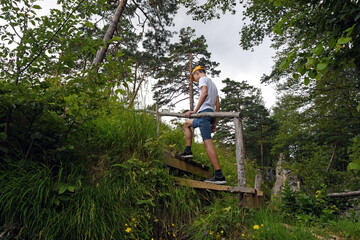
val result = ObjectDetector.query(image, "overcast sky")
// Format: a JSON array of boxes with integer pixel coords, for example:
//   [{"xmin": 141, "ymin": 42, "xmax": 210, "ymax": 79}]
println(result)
[{"xmin": 171, "ymin": 6, "xmax": 277, "ymax": 110}]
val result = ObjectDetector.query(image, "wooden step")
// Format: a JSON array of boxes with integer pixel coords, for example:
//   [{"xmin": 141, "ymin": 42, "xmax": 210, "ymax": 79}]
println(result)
[
  {"xmin": 173, "ymin": 153, "xmax": 210, "ymax": 171},
  {"xmin": 164, "ymin": 156, "xmax": 212, "ymax": 178},
  {"xmin": 174, "ymin": 177, "xmax": 257, "ymax": 194}
]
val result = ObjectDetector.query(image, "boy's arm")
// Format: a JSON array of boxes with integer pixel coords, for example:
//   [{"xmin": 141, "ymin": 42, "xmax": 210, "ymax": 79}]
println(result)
[{"xmin": 184, "ymin": 86, "xmax": 208, "ymax": 117}]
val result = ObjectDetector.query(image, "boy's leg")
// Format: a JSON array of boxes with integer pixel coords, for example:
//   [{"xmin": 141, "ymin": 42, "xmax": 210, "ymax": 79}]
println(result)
[
  {"xmin": 184, "ymin": 119, "xmax": 193, "ymax": 147},
  {"xmin": 203, "ymin": 139, "xmax": 220, "ymax": 170},
  {"xmin": 180, "ymin": 119, "xmax": 194, "ymax": 158}
]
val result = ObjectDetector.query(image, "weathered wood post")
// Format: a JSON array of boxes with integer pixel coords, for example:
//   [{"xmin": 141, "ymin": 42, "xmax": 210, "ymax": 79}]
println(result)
[
  {"xmin": 234, "ymin": 117, "xmax": 246, "ymax": 187},
  {"xmin": 234, "ymin": 117, "xmax": 246, "ymax": 206}
]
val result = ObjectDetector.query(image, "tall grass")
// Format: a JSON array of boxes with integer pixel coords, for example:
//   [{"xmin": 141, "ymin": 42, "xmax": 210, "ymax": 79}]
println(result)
[{"xmin": 0, "ymin": 108, "xmax": 203, "ymax": 239}]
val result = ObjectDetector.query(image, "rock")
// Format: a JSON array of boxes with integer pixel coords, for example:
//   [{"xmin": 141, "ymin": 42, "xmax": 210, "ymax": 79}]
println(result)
[{"xmin": 271, "ymin": 153, "xmax": 300, "ymax": 199}]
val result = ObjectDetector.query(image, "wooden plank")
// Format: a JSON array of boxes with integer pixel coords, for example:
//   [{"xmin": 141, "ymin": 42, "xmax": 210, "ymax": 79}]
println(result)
[
  {"xmin": 164, "ymin": 158, "xmax": 212, "ymax": 178},
  {"xmin": 175, "ymin": 178, "xmax": 256, "ymax": 194},
  {"xmin": 173, "ymin": 153, "xmax": 210, "ymax": 171}
]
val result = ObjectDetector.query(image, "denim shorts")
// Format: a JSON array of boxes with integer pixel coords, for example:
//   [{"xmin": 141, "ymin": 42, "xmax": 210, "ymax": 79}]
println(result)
[{"xmin": 192, "ymin": 109, "xmax": 216, "ymax": 141}]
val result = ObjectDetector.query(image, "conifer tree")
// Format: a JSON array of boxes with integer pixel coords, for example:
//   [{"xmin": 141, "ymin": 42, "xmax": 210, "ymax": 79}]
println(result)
[{"xmin": 152, "ymin": 27, "xmax": 219, "ymax": 110}]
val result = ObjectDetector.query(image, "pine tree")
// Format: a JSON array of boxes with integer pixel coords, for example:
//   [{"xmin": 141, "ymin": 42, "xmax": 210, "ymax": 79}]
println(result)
[{"xmin": 152, "ymin": 27, "xmax": 219, "ymax": 110}]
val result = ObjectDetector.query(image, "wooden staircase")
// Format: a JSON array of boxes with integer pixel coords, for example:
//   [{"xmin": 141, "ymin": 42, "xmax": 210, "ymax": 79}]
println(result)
[{"xmin": 163, "ymin": 152, "xmax": 264, "ymax": 208}]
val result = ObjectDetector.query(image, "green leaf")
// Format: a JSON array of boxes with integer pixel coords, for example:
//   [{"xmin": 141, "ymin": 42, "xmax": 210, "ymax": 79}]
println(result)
[
  {"xmin": 348, "ymin": 162, "xmax": 360, "ymax": 171},
  {"xmin": 58, "ymin": 186, "xmax": 67, "ymax": 195},
  {"xmin": 337, "ymin": 37, "xmax": 351, "ymax": 45},
  {"xmin": 111, "ymin": 36, "xmax": 122, "ymax": 42},
  {"xmin": 307, "ymin": 57, "xmax": 315, "ymax": 65},
  {"xmin": 279, "ymin": 59, "xmax": 289, "ymax": 71},
  {"xmin": 312, "ymin": 44, "xmax": 324, "ymax": 56},
  {"xmin": 0, "ymin": 132, "xmax": 7, "ymax": 141},
  {"xmin": 292, "ymin": 73, "xmax": 299, "ymax": 80},
  {"xmin": 85, "ymin": 20, "xmax": 94, "ymax": 28},
  {"xmin": 328, "ymin": 38, "xmax": 336, "ymax": 49},
  {"xmin": 136, "ymin": 198, "xmax": 155, "ymax": 207},
  {"xmin": 297, "ymin": 65, "xmax": 306, "ymax": 75},
  {"xmin": 33, "ymin": 5, "xmax": 42, "ymax": 9},
  {"xmin": 317, "ymin": 63, "xmax": 328, "ymax": 71},
  {"xmin": 308, "ymin": 70, "xmax": 317, "ymax": 79},
  {"xmin": 304, "ymin": 77, "xmax": 310, "ymax": 85},
  {"xmin": 67, "ymin": 186, "xmax": 75, "ymax": 192}
]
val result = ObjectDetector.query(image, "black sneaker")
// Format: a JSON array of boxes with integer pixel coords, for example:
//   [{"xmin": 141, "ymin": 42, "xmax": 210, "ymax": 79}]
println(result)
[
  {"xmin": 179, "ymin": 150, "xmax": 193, "ymax": 159},
  {"xmin": 204, "ymin": 176, "xmax": 227, "ymax": 185}
]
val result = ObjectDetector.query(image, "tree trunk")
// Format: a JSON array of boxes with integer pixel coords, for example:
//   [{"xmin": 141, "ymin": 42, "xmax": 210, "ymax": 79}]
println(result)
[
  {"xmin": 189, "ymin": 52, "xmax": 194, "ymax": 111},
  {"xmin": 92, "ymin": 0, "xmax": 127, "ymax": 67},
  {"xmin": 128, "ymin": 67, "xmax": 154, "ymax": 108},
  {"xmin": 326, "ymin": 139, "xmax": 338, "ymax": 173}
]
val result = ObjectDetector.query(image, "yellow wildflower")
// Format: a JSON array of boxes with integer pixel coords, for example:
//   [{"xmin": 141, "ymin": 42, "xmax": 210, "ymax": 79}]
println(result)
[
  {"xmin": 173, "ymin": 233, "xmax": 176, "ymax": 237},
  {"xmin": 210, "ymin": 231, "xmax": 213, "ymax": 235},
  {"xmin": 172, "ymin": 223, "xmax": 175, "ymax": 227},
  {"xmin": 242, "ymin": 233, "xmax": 245, "ymax": 237},
  {"xmin": 261, "ymin": 224, "xmax": 264, "ymax": 227},
  {"xmin": 221, "ymin": 230, "xmax": 224, "ymax": 234},
  {"xmin": 253, "ymin": 225, "xmax": 260, "ymax": 230},
  {"xmin": 125, "ymin": 224, "xmax": 128, "ymax": 226},
  {"xmin": 132, "ymin": 218, "xmax": 136, "ymax": 221},
  {"xmin": 125, "ymin": 228, "xmax": 131, "ymax": 233}
]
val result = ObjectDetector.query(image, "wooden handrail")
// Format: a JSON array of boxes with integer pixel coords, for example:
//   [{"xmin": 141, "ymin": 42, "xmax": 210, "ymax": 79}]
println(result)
[{"xmin": 144, "ymin": 109, "xmax": 241, "ymax": 118}]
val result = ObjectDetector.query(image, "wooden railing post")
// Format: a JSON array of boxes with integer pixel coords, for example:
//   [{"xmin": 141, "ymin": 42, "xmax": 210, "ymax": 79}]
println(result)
[
  {"xmin": 234, "ymin": 117, "xmax": 246, "ymax": 188},
  {"xmin": 254, "ymin": 171, "xmax": 262, "ymax": 191}
]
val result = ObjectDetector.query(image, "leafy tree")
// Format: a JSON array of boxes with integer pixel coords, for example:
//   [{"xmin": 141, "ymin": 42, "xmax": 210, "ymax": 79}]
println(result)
[
  {"xmin": 183, "ymin": 0, "xmax": 360, "ymax": 85},
  {"xmin": 152, "ymin": 27, "xmax": 220, "ymax": 110}
]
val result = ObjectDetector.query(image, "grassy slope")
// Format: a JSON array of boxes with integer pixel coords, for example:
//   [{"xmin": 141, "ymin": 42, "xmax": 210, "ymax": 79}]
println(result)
[{"xmin": 1, "ymin": 109, "xmax": 358, "ymax": 239}]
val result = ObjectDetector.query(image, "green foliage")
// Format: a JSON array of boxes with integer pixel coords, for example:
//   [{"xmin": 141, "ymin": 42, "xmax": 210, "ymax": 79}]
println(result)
[
  {"xmin": 246, "ymin": 208, "xmax": 317, "ymax": 240},
  {"xmin": 348, "ymin": 136, "xmax": 360, "ymax": 172},
  {"xmin": 327, "ymin": 217, "xmax": 360, "ymax": 240},
  {"xmin": 279, "ymin": 182, "xmax": 338, "ymax": 223},
  {"xmin": 187, "ymin": 197, "xmax": 245, "ymax": 239}
]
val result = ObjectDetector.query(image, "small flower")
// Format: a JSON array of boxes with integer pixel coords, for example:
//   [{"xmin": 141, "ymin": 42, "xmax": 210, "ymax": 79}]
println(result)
[
  {"xmin": 253, "ymin": 225, "xmax": 260, "ymax": 230},
  {"xmin": 204, "ymin": 231, "xmax": 208, "ymax": 235},
  {"xmin": 173, "ymin": 233, "xmax": 176, "ymax": 237},
  {"xmin": 242, "ymin": 233, "xmax": 245, "ymax": 237},
  {"xmin": 221, "ymin": 230, "xmax": 224, "ymax": 234},
  {"xmin": 172, "ymin": 223, "xmax": 175, "ymax": 227},
  {"xmin": 210, "ymin": 231, "xmax": 213, "ymax": 235},
  {"xmin": 261, "ymin": 224, "xmax": 264, "ymax": 227},
  {"xmin": 132, "ymin": 218, "xmax": 136, "ymax": 221},
  {"xmin": 125, "ymin": 223, "xmax": 128, "ymax": 226},
  {"xmin": 125, "ymin": 228, "xmax": 131, "ymax": 233}
]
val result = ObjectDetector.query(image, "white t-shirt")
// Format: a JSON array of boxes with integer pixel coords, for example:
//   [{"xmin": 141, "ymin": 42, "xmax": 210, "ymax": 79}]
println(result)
[{"xmin": 198, "ymin": 76, "xmax": 218, "ymax": 112}]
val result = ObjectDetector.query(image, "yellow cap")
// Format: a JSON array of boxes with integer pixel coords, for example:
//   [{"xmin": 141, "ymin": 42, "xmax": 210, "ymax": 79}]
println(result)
[{"xmin": 190, "ymin": 66, "xmax": 205, "ymax": 81}]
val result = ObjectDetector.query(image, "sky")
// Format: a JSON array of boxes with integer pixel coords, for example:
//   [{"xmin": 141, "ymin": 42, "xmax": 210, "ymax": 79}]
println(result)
[
  {"xmin": 146, "ymin": 5, "xmax": 278, "ymax": 111},
  {"xmin": 138, "ymin": 4, "xmax": 278, "ymax": 141}
]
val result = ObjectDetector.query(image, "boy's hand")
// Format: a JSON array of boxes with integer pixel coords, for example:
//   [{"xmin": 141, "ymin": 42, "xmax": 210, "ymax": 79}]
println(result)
[
  {"xmin": 211, "ymin": 123, "xmax": 217, "ymax": 133},
  {"xmin": 184, "ymin": 111, "xmax": 195, "ymax": 118}
]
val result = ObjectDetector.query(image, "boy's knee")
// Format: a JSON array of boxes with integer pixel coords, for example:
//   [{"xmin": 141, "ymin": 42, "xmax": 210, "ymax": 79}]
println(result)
[{"xmin": 184, "ymin": 119, "xmax": 192, "ymax": 128}]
